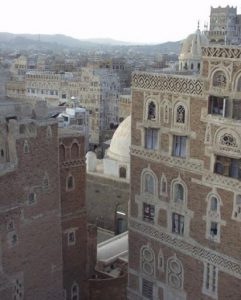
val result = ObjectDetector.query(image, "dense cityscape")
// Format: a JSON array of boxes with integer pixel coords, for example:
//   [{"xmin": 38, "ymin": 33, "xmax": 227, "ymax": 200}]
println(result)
[{"xmin": 0, "ymin": 5, "xmax": 241, "ymax": 300}]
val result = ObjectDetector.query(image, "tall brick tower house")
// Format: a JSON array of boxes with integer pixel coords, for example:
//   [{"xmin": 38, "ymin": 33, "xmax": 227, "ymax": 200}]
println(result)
[
  {"xmin": 0, "ymin": 101, "xmax": 93, "ymax": 300},
  {"xmin": 59, "ymin": 128, "xmax": 88, "ymax": 299},
  {"xmin": 0, "ymin": 103, "xmax": 63, "ymax": 299},
  {"xmin": 128, "ymin": 45, "xmax": 241, "ymax": 299}
]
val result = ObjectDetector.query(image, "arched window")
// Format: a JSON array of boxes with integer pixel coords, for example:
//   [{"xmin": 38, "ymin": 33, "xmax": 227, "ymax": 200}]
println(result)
[
  {"xmin": 71, "ymin": 282, "xmax": 79, "ymax": 300},
  {"xmin": 147, "ymin": 101, "xmax": 156, "ymax": 120},
  {"xmin": 212, "ymin": 70, "xmax": 226, "ymax": 88},
  {"xmin": 119, "ymin": 166, "xmax": 127, "ymax": 178},
  {"xmin": 176, "ymin": 105, "xmax": 185, "ymax": 124},
  {"xmin": 205, "ymin": 193, "xmax": 224, "ymax": 243},
  {"xmin": 59, "ymin": 144, "xmax": 65, "ymax": 161},
  {"xmin": 174, "ymin": 183, "xmax": 184, "ymax": 203},
  {"xmin": 144, "ymin": 173, "xmax": 155, "ymax": 194},
  {"xmin": 210, "ymin": 196, "xmax": 218, "ymax": 212},
  {"xmin": 71, "ymin": 143, "xmax": 79, "ymax": 159}
]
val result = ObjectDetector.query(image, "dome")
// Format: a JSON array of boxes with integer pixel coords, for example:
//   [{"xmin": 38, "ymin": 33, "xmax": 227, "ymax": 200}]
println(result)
[
  {"xmin": 106, "ymin": 115, "xmax": 131, "ymax": 162},
  {"xmin": 179, "ymin": 28, "xmax": 209, "ymax": 61}
]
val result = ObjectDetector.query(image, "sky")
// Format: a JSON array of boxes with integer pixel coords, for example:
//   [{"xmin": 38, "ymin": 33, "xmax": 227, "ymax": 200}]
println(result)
[{"xmin": 1, "ymin": 0, "xmax": 241, "ymax": 44}]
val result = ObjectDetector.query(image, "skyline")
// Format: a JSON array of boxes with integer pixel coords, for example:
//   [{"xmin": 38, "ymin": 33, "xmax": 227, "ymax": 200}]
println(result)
[{"xmin": 1, "ymin": 0, "xmax": 241, "ymax": 44}]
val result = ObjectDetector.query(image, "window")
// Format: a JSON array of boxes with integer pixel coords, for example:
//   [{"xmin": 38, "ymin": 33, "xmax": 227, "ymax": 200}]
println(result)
[
  {"xmin": 67, "ymin": 175, "xmax": 74, "ymax": 190},
  {"xmin": 214, "ymin": 155, "xmax": 241, "ymax": 179},
  {"xmin": 172, "ymin": 213, "xmax": 184, "ymax": 235},
  {"xmin": 202, "ymin": 263, "xmax": 218, "ymax": 299},
  {"xmin": 205, "ymin": 193, "xmax": 224, "ymax": 243},
  {"xmin": 174, "ymin": 183, "xmax": 184, "ymax": 203},
  {"xmin": 71, "ymin": 282, "xmax": 79, "ymax": 300},
  {"xmin": 213, "ymin": 71, "xmax": 226, "ymax": 88},
  {"xmin": 147, "ymin": 101, "xmax": 156, "ymax": 120},
  {"xmin": 68, "ymin": 231, "xmax": 76, "ymax": 246},
  {"xmin": 208, "ymin": 95, "xmax": 227, "ymax": 116},
  {"xmin": 210, "ymin": 222, "xmax": 218, "ymax": 237},
  {"xmin": 119, "ymin": 166, "xmax": 127, "ymax": 178},
  {"xmin": 143, "ymin": 203, "xmax": 155, "ymax": 222},
  {"xmin": 144, "ymin": 173, "xmax": 155, "ymax": 194},
  {"xmin": 233, "ymin": 194, "xmax": 241, "ymax": 220},
  {"xmin": 210, "ymin": 197, "xmax": 218, "ymax": 212},
  {"xmin": 142, "ymin": 278, "xmax": 153, "ymax": 300},
  {"xmin": 145, "ymin": 128, "xmax": 158, "ymax": 150},
  {"xmin": 172, "ymin": 136, "xmax": 187, "ymax": 158},
  {"xmin": 176, "ymin": 105, "xmax": 185, "ymax": 123},
  {"xmin": 28, "ymin": 192, "xmax": 37, "ymax": 205}
]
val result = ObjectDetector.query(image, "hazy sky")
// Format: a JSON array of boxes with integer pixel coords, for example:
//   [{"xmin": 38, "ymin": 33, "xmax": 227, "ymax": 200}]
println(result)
[{"xmin": 1, "ymin": 0, "xmax": 240, "ymax": 44}]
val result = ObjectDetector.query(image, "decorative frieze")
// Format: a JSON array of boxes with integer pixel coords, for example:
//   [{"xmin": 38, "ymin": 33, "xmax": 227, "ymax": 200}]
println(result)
[
  {"xmin": 130, "ymin": 146, "xmax": 203, "ymax": 173},
  {"xmin": 61, "ymin": 159, "xmax": 85, "ymax": 168},
  {"xmin": 132, "ymin": 72, "xmax": 203, "ymax": 96},
  {"xmin": 203, "ymin": 172, "xmax": 241, "ymax": 191},
  {"xmin": 129, "ymin": 218, "xmax": 241, "ymax": 280},
  {"xmin": 202, "ymin": 47, "xmax": 241, "ymax": 60}
]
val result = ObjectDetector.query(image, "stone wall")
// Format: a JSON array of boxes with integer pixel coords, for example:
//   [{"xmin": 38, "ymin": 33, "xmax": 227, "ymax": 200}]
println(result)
[{"xmin": 86, "ymin": 173, "xmax": 129, "ymax": 233}]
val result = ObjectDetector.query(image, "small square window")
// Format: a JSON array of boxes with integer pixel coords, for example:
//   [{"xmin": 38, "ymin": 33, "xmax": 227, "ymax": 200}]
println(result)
[
  {"xmin": 172, "ymin": 136, "xmax": 187, "ymax": 158},
  {"xmin": 145, "ymin": 128, "xmax": 158, "ymax": 150}
]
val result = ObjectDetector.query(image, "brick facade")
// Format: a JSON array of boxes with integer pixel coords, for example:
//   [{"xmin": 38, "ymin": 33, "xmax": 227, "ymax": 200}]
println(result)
[
  {"xmin": 0, "ymin": 107, "xmax": 92, "ymax": 300},
  {"xmin": 128, "ymin": 46, "xmax": 241, "ymax": 299}
]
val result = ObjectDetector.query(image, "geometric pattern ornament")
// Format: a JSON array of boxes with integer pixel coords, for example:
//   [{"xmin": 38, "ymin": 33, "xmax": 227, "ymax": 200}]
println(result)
[
  {"xmin": 202, "ymin": 46, "xmax": 241, "ymax": 59},
  {"xmin": 132, "ymin": 72, "xmax": 203, "ymax": 96},
  {"xmin": 129, "ymin": 218, "xmax": 241, "ymax": 280}
]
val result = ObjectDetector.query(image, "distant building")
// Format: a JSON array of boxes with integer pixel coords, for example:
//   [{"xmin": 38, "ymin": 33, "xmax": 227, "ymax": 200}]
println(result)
[
  {"xmin": 179, "ymin": 25, "xmax": 209, "ymax": 72},
  {"xmin": 119, "ymin": 94, "xmax": 131, "ymax": 122},
  {"xmin": 6, "ymin": 66, "xmax": 120, "ymax": 147},
  {"xmin": 58, "ymin": 106, "xmax": 89, "ymax": 152},
  {"xmin": 208, "ymin": 6, "xmax": 241, "ymax": 45}
]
